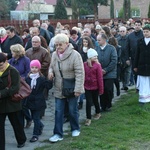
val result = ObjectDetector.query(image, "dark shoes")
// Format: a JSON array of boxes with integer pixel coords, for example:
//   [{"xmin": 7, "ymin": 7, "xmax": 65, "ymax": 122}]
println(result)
[
  {"xmin": 30, "ymin": 136, "xmax": 38, "ymax": 142},
  {"xmin": 121, "ymin": 87, "xmax": 128, "ymax": 91},
  {"xmin": 17, "ymin": 143, "xmax": 25, "ymax": 148},
  {"xmin": 25, "ymin": 120, "xmax": 32, "ymax": 128}
]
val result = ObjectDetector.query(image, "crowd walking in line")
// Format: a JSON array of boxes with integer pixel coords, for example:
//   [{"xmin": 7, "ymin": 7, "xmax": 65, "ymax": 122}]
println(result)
[{"xmin": 0, "ymin": 18, "xmax": 150, "ymax": 149}]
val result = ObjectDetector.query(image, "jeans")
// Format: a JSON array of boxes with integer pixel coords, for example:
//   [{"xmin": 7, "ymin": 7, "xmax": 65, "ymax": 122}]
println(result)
[
  {"xmin": 30, "ymin": 110, "xmax": 44, "ymax": 136},
  {"xmin": 54, "ymin": 96, "xmax": 79, "ymax": 137},
  {"xmin": 78, "ymin": 93, "xmax": 85, "ymax": 103}
]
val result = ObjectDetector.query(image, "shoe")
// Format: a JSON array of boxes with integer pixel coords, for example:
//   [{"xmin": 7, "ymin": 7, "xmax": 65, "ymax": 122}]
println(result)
[
  {"xmin": 121, "ymin": 87, "xmax": 128, "ymax": 91},
  {"xmin": 30, "ymin": 136, "xmax": 38, "ymax": 142},
  {"xmin": 124, "ymin": 87, "xmax": 128, "ymax": 91},
  {"xmin": 49, "ymin": 134, "xmax": 63, "ymax": 142},
  {"xmin": 25, "ymin": 120, "xmax": 32, "ymax": 128},
  {"xmin": 17, "ymin": 143, "xmax": 25, "ymax": 148},
  {"xmin": 117, "ymin": 90, "xmax": 120, "ymax": 96},
  {"xmin": 72, "ymin": 130, "xmax": 80, "ymax": 137},
  {"xmin": 93, "ymin": 113, "xmax": 101, "ymax": 120},
  {"xmin": 85, "ymin": 119, "xmax": 91, "ymax": 126}
]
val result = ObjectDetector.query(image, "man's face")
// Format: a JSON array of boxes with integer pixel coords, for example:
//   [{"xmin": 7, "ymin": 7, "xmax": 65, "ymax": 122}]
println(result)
[
  {"xmin": 83, "ymin": 29, "xmax": 91, "ymax": 37},
  {"xmin": 134, "ymin": 23, "xmax": 142, "ymax": 32},
  {"xmin": 97, "ymin": 36, "xmax": 105, "ymax": 46},
  {"xmin": 119, "ymin": 29, "xmax": 127, "ymax": 37},
  {"xmin": 6, "ymin": 30, "xmax": 14, "ymax": 38},
  {"xmin": 33, "ymin": 21, "xmax": 40, "ymax": 27},
  {"xmin": 32, "ymin": 39, "xmax": 41, "ymax": 48},
  {"xmin": 32, "ymin": 29, "xmax": 40, "ymax": 36}
]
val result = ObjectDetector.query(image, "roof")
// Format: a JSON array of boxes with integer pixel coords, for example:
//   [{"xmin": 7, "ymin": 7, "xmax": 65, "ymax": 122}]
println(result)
[{"xmin": 16, "ymin": 0, "xmax": 57, "ymax": 11}]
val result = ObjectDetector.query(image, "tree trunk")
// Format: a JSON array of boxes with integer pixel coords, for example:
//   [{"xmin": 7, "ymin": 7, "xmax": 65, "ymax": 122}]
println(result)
[{"xmin": 94, "ymin": 3, "xmax": 98, "ymax": 20}]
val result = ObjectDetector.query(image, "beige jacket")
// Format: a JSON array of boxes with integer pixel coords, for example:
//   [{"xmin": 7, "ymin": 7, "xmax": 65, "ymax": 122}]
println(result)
[{"xmin": 49, "ymin": 44, "xmax": 85, "ymax": 98}]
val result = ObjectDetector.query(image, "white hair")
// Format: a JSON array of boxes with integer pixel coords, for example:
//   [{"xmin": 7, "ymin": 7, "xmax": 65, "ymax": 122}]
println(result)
[
  {"xmin": 54, "ymin": 33, "xmax": 69, "ymax": 43},
  {"xmin": 0, "ymin": 27, "xmax": 6, "ymax": 36},
  {"xmin": 119, "ymin": 26, "xmax": 127, "ymax": 31},
  {"xmin": 32, "ymin": 36, "xmax": 41, "ymax": 42}
]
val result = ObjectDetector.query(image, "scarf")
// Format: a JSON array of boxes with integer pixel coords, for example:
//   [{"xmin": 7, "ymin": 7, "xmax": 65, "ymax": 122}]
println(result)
[
  {"xmin": 0, "ymin": 63, "xmax": 10, "ymax": 77},
  {"xmin": 29, "ymin": 72, "xmax": 40, "ymax": 89}
]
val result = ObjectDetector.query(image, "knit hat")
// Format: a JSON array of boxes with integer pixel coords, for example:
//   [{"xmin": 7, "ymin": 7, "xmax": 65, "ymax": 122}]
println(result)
[
  {"xmin": 87, "ymin": 48, "xmax": 98, "ymax": 59},
  {"xmin": 30, "ymin": 59, "xmax": 41, "ymax": 69}
]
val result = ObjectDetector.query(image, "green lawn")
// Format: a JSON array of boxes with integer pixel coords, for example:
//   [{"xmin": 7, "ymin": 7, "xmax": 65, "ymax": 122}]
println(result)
[{"xmin": 35, "ymin": 90, "xmax": 150, "ymax": 150}]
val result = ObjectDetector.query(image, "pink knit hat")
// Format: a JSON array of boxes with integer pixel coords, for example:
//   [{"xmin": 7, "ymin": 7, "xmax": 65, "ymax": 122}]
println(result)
[{"xmin": 30, "ymin": 59, "xmax": 41, "ymax": 69}]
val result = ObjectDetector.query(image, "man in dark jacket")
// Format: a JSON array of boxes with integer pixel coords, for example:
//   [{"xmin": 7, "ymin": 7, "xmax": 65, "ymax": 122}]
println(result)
[
  {"xmin": 0, "ymin": 53, "xmax": 26, "ymax": 149},
  {"xmin": 96, "ymin": 34, "xmax": 117, "ymax": 111},
  {"xmin": 126, "ymin": 20, "xmax": 144, "ymax": 83},
  {"xmin": 45, "ymin": 19, "xmax": 55, "ymax": 35},
  {"xmin": 33, "ymin": 19, "xmax": 50, "ymax": 45},
  {"xmin": 3, "ymin": 26, "xmax": 23, "ymax": 59},
  {"xmin": 117, "ymin": 26, "xmax": 131, "ymax": 91}
]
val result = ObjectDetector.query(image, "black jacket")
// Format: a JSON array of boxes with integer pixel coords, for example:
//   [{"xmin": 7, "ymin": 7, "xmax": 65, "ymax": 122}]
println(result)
[
  {"xmin": 39, "ymin": 27, "xmax": 50, "ymax": 45},
  {"xmin": 1, "ymin": 35, "xmax": 23, "ymax": 59},
  {"xmin": 134, "ymin": 38, "xmax": 150, "ymax": 76},
  {"xmin": 25, "ymin": 76, "xmax": 53, "ymax": 110},
  {"xmin": 117, "ymin": 35, "xmax": 129, "ymax": 67},
  {"xmin": 126, "ymin": 30, "xmax": 143, "ymax": 60}
]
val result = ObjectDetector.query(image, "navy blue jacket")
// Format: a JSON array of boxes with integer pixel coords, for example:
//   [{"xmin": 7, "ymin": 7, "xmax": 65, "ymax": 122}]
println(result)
[{"xmin": 25, "ymin": 76, "xmax": 53, "ymax": 110}]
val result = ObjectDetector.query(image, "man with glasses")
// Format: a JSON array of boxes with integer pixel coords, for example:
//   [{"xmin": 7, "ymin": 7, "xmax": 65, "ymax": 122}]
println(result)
[{"xmin": 117, "ymin": 26, "xmax": 131, "ymax": 91}]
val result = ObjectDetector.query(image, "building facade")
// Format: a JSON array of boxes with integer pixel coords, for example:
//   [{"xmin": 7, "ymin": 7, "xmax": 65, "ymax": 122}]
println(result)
[{"xmin": 98, "ymin": 0, "xmax": 149, "ymax": 19}]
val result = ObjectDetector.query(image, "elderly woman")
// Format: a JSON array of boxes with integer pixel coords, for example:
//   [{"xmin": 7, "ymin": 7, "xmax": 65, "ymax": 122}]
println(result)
[
  {"xmin": 9, "ymin": 44, "xmax": 32, "ymax": 128},
  {"xmin": 0, "ymin": 27, "xmax": 8, "ymax": 53},
  {"xmin": 48, "ymin": 33, "xmax": 84, "ymax": 142},
  {"xmin": 0, "ymin": 53, "xmax": 26, "ymax": 149}
]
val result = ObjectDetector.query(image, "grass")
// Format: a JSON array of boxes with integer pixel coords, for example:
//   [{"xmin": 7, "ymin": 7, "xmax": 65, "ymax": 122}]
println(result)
[{"xmin": 35, "ymin": 90, "xmax": 150, "ymax": 150}]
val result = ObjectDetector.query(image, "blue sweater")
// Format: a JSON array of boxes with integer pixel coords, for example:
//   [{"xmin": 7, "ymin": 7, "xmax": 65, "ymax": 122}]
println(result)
[{"xmin": 8, "ymin": 56, "xmax": 30, "ymax": 78}]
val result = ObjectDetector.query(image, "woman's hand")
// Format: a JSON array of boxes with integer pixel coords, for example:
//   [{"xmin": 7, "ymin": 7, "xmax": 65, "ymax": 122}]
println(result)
[
  {"xmin": 74, "ymin": 92, "xmax": 81, "ymax": 97},
  {"xmin": 48, "ymin": 73, "xmax": 54, "ymax": 80}
]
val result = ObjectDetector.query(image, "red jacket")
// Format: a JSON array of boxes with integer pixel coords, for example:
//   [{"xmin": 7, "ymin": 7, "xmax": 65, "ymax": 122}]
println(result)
[{"xmin": 84, "ymin": 62, "xmax": 104, "ymax": 94}]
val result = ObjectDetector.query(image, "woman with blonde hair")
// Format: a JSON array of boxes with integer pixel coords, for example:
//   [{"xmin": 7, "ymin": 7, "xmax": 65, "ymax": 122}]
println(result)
[{"xmin": 9, "ymin": 44, "xmax": 32, "ymax": 128}]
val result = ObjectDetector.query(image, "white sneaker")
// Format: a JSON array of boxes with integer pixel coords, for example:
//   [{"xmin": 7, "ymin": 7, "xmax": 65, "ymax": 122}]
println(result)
[
  {"xmin": 72, "ymin": 130, "xmax": 80, "ymax": 137},
  {"xmin": 49, "ymin": 134, "xmax": 63, "ymax": 142}
]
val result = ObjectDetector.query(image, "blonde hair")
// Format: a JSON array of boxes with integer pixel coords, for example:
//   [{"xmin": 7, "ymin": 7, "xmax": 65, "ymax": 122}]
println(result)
[
  {"xmin": 10, "ymin": 44, "xmax": 25, "ymax": 57},
  {"xmin": 87, "ymin": 58, "xmax": 99, "ymax": 68}
]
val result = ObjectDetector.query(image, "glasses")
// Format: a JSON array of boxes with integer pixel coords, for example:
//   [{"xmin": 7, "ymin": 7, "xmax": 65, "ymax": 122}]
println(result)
[
  {"xmin": 55, "ymin": 43, "xmax": 64, "ymax": 47},
  {"xmin": 120, "ymin": 31, "xmax": 125, "ymax": 32}
]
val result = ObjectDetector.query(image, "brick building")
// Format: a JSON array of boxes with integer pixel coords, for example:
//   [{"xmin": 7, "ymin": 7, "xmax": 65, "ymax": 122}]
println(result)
[{"xmin": 98, "ymin": 0, "xmax": 149, "ymax": 19}]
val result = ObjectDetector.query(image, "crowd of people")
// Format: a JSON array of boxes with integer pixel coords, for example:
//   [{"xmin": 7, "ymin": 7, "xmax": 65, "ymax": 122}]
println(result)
[{"xmin": 0, "ymin": 18, "xmax": 150, "ymax": 149}]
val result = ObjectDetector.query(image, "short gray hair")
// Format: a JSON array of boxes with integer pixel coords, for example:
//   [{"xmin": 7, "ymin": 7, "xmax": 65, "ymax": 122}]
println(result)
[{"xmin": 54, "ymin": 33, "xmax": 69, "ymax": 43}]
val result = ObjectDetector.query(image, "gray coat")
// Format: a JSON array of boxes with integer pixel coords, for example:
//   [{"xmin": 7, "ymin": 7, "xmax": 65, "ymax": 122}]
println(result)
[
  {"xmin": 96, "ymin": 44, "xmax": 117, "ymax": 79},
  {"xmin": 49, "ymin": 43, "xmax": 85, "ymax": 99}
]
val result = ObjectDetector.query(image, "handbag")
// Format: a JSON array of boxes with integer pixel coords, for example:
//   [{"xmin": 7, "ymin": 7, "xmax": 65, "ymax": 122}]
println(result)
[
  {"xmin": 58, "ymin": 62, "xmax": 75, "ymax": 98},
  {"xmin": 7, "ymin": 70, "xmax": 32, "ymax": 102}
]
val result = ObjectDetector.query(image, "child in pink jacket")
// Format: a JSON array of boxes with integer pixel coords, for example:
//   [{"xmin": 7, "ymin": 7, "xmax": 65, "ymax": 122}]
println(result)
[{"xmin": 84, "ymin": 48, "xmax": 104, "ymax": 126}]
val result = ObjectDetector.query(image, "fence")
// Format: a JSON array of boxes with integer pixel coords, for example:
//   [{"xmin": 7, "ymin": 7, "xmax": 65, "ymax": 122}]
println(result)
[{"xmin": 0, "ymin": 19, "xmax": 111, "ymax": 34}]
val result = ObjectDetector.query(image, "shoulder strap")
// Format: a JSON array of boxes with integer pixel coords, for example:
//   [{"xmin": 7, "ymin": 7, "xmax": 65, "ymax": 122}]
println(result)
[
  {"xmin": 7, "ymin": 70, "xmax": 11, "ymax": 88},
  {"xmin": 58, "ymin": 62, "xmax": 63, "ymax": 78}
]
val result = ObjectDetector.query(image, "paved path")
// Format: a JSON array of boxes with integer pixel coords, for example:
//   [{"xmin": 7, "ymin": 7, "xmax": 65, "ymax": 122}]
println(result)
[{"xmin": 5, "ymin": 86, "xmax": 135, "ymax": 150}]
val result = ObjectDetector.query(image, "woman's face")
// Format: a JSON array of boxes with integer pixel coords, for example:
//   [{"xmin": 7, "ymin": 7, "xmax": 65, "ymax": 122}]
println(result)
[
  {"xmin": 30, "ymin": 66, "xmax": 39, "ymax": 74},
  {"xmin": 143, "ymin": 29, "xmax": 150, "ymax": 38},
  {"xmin": 11, "ymin": 51, "xmax": 18, "ymax": 58},
  {"xmin": 83, "ymin": 39, "xmax": 88, "ymax": 47},
  {"xmin": 55, "ymin": 42, "xmax": 68, "ymax": 53}
]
